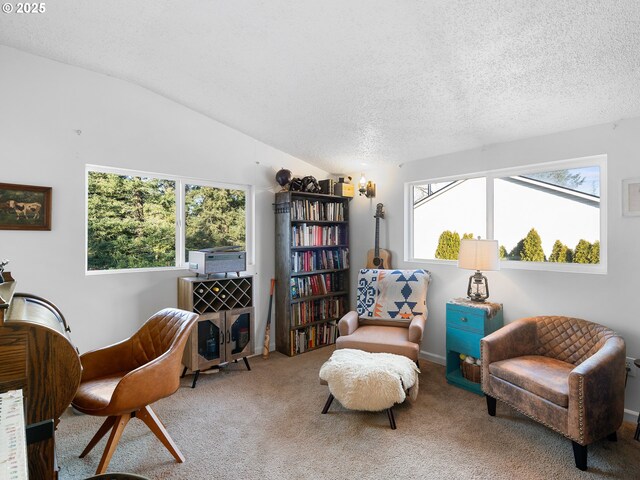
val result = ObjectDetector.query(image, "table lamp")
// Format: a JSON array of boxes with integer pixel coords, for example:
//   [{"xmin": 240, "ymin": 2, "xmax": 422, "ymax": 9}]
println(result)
[{"xmin": 458, "ymin": 238, "xmax": 499, "ymax": 302}]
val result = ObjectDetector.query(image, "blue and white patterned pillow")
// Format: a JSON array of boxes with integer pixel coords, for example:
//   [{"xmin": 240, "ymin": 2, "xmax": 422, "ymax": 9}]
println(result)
[{"xmin": 356, "ymin": 269, "xmax": 430, "ymax": 321}]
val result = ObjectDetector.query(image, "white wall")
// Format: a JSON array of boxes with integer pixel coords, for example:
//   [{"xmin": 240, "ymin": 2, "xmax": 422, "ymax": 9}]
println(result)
[
  {"xmin": 350, "ymin": 118, "xmax": 640, "ymax": 417},
  {"xmin": 0, "ymin": 46, "xmax": 328, "ymax": 354}
]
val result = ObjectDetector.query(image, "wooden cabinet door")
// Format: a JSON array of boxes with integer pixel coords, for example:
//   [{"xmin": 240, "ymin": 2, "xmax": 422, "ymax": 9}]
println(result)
[
  {"xmin": 225, "ymin": 307, "xmax": 254, "ymax": 361},
  {"xmin": 183, "ymin": 312, "xmax": 226, "ymax": 370}
]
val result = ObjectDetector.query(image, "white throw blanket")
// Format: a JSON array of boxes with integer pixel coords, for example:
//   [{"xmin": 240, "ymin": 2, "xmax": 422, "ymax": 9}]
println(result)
[{"xmin": 319, "ymin": 349, "xmax": 420, "ymax": 412}]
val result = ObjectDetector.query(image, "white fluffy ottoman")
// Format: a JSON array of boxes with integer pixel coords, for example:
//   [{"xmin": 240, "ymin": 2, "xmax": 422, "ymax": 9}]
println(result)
[{"xmin": 319, "ymin": 348, "xmax": 420, "ymax": 429}]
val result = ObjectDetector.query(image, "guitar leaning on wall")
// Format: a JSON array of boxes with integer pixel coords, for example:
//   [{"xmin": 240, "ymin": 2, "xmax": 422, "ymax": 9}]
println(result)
[{"xmin": 366, "ymin": 203, "xmax": 392, "ymax": 269}]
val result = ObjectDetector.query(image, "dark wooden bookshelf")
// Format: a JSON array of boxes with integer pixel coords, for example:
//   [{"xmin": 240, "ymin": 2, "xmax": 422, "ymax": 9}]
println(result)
[
  {"xmin": 291, "ymin": 268, "xmax": 349, "ymax": 277},
  {"xmin": 291, "ymin": 244, "xmax": 349, "ymax": 250},
  {"xmin": 291, "ymin": 220, "xmax": 349, "ymax": 225},
  {"xmin": 274, "ymin": 191, "xmax": 350, "ymax": 356},
  {"xmin": 291, "ymin": 291, "xmax": 348, "ymax": 303},
  {"xmin": 291, "ymin": 317, "xmax": 342, "ymax": 329}
]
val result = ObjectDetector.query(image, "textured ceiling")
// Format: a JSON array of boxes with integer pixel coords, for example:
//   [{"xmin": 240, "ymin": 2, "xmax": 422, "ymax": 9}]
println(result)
[{"xmin": 2, "ymin": 1, "xmax": 640, "ymax": 173}]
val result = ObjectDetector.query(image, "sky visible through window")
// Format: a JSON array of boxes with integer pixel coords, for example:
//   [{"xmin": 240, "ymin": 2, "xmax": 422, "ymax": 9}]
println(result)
[{"xmin": 523, "ymin": 166, "xmax": 600, "ymax": 197}]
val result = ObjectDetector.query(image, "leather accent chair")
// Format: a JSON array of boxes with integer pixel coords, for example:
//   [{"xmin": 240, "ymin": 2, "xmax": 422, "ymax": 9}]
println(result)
[
  {"xmin": 481, "ymin": 316, "xmax": 625, "ymax": 471},
  {"xmin": 72, "ymin": 308, "xmax": 198, "ymax": 474},
  {"xmin": 336, "ymin": 269, "xmax": 430, "ymax": 364}
]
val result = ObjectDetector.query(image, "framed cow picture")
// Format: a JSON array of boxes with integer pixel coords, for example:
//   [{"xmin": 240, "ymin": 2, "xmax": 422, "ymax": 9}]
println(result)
[{"xmin": 0, "ymin": 183, "xmax": 52, "ymax": 230}]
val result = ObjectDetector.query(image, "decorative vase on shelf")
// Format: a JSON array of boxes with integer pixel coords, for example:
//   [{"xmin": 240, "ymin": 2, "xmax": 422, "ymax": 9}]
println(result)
[{"xmin": 275, "ymin": 169, "xmax": 292, "ymax": 191}]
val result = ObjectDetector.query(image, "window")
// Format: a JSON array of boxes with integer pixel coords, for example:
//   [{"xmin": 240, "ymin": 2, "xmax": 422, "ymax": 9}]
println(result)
[
  {"xmin": 412, "ymin": 178, "xmax": 486, "ymax": 260},
  {"xmin": 407, "ymin": 156, "xmax": 606, "ymax": 273},
  {"xmin": 86, "ymin": 166, "xmax": 252, "ymax": 273},
  {"xmin": 87, "ymin": 171, "xmax": 176, "ymax": 271},
  {"xmin": 184, "ymin": 184, "xmax": 246, "ymax": 259}
]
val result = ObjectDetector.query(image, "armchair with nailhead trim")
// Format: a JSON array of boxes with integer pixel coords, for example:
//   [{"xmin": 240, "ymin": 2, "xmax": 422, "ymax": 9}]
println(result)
[{"xmin": 481, "ymin": 316, "xmax": 625, "ymax": 471}]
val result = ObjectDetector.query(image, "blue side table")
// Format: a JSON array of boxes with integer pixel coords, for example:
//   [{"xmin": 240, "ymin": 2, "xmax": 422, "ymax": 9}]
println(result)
[{"xmin": 445, "ymin": 298, "xmax": 504, "ymax": 395}]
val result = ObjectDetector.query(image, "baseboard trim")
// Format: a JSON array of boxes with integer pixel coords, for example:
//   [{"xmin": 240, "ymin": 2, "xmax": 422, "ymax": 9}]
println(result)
[
  {"xmin": 419, "ymin": 350, "xmax": 445, "ymax": 366},
  {"xmin": 624, "ymin": 408, "xmax": 639, "ymax": 424}
]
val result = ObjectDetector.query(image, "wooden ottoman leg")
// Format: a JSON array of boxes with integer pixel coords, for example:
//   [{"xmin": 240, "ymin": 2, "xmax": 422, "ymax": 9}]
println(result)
[
  {"xmin": 322, "ymin": 394, "xmax": 334, "ymax": 414},
  {"xmin": 387, "ymin": 408, "xmax": 397, "ymax": 430}
]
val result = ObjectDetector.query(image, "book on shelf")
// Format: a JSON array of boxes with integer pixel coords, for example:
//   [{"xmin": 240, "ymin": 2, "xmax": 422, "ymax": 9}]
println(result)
[
  {"xmin": 291, "ymin": 199, "xmax": 345, "ymax": 222},
  {"xmin": 291, "ymin": 296, "xmax": 346, "ymax": 326},
  {"xmin": 290, "ymin": 321, "xmax": 338, "ymax": 355},
  {"xmin": 291, "ymin": 224, "xmax": 345, "ymax": 247},
  {"xmin": 291, "ymin": 248, "xmax": 349, "ymax": 273},
  {"xmin": 289, "ymin": 272, "xmax": 346, "ymax": 299}
]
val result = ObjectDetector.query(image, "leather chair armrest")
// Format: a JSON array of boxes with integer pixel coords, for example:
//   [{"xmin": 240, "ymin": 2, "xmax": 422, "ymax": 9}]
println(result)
[
  {"xmin": 568, "ymin": 336, "xmax": 626, "ymax": 445},
  {"xmin": 481, "ymin": 317, "xmax": 537, "ymax": 393},
  {"xmin": 108, "ymin": 349, "xmax": 183, "ymax": 414},
  {"xmin": 338, "ymin": 311, "xmax": 359, "ymax": 336},
  {"xmin": 408, "ymin": 314, "xmax": 426, "ymax": 344},
  {"xmin": 79, "ymin": 339, "xmax": 136, "ymax": 381}
]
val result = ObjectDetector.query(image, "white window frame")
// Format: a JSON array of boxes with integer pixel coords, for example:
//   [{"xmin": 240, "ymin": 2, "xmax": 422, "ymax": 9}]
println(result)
[
  {"xmin": 405, "ymin": 154, "xmax": 607, "ymax": 274},
  {"xmin": 85, "ymin": 165, "xmax": 254, "ymax": 275}
]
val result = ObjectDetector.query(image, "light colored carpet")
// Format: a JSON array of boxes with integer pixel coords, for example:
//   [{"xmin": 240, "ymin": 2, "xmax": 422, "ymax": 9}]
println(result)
[{"xmin": 56, "ymin": 347, "xmax": 640, "ymax": 480}]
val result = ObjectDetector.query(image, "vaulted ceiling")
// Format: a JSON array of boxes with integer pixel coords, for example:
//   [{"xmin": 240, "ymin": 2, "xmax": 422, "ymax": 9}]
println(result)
[{"xmin": 2, "ymin": 1, "xmax": 640, "ymax": 173}]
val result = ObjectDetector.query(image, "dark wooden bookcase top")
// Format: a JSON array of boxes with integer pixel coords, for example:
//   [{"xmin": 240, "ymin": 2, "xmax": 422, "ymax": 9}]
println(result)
[{"xmin": 274, "ymin": 191, "xmax": 350, "ymax": 356}]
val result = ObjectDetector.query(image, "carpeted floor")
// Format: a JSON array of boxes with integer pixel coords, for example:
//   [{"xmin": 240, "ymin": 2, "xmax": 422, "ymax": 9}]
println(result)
[{"xmin": 57, "ymin": 347, "xmax": 640, "ymax": 480}]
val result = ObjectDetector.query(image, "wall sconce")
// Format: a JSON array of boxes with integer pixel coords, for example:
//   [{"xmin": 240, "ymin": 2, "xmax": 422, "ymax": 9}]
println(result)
[{"xmin": 358, "ymin": 174, "xmax": 376, "ymax": 198}]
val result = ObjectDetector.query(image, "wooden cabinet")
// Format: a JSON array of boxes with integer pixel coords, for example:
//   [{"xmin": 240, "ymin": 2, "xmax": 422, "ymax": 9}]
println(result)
[
  {"xmin": 178, "ymin": 276, "xmax": 254, "ymax": 387},
  {"xmin": 274, "ymin": 191, "xmax": 350, "ymax": 356},
  {"xmin": 445, "ymin": 299, "xmax": 503, "ymax": 395}
]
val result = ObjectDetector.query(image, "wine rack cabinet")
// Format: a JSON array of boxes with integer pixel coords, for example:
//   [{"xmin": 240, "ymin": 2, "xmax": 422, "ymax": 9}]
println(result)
[{"xmin": 178, "ymin": 275, "xmax": 254, "ymax": 387}]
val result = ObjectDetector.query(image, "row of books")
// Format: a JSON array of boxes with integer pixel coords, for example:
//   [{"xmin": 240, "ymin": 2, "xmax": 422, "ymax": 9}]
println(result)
[
  {"xmin": 291, "ymin": 297, "xmax": 346, "ymax": 326},
  {"xmin": 290, "ymin": 321, "xmax": 338, "ymax": 355},
  {"xmin": 291, "ymin": 199, "xmax": 345, "ymax": 222},
  {"xmin": 291, "ymin": 248, "xmax": 349, "ymax": 273},
  {"xmin": 291, "ymin": 224, "xmax": 346, "ymax": 247},
  {"xmin": 290, "ymin": 272, "xmax": 346, "ymax": 299}
]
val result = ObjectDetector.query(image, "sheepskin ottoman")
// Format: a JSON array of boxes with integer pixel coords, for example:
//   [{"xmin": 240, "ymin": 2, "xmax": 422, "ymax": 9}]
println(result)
[{"xmin": 318, "ymin": 348, "xmax": 420, "ymax": 429}]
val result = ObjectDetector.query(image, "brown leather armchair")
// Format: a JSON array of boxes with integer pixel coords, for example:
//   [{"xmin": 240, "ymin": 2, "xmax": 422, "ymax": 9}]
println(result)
[
  {"xmin": 336, "ymin": 269, "xmax": 430, "ymax": 364},
  {"xmin": 72, "ymin": 308, "xmax": 198, "ymax": 474},
  {"xmin": 481, "ymin": 316, "xmax": 625, "ymax": 471}
]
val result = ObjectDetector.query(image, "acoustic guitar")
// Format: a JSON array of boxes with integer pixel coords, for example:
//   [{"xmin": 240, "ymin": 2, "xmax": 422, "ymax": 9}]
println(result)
[{"xmin": 366, "ymin": 203, "xmax": 392, "ymax": 269}]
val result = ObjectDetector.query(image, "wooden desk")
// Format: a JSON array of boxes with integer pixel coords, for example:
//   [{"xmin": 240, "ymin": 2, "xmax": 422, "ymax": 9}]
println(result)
[{"xmin": 0, "ymin": 274, "xmax": 81, "ymax": 479}]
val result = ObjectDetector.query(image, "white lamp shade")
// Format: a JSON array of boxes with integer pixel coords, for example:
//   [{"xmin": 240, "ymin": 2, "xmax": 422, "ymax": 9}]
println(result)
[{"xmin": 458, "ymin": 239, "xmax": 500, "ymax": 271}]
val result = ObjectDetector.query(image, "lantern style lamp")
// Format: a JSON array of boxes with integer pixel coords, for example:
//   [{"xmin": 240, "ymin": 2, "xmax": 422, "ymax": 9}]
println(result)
[{"xmin": 457, "ymin": 238, "xmax": 499, "ymax": 302}]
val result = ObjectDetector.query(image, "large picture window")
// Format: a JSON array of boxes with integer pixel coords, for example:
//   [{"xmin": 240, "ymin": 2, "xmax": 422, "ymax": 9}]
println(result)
[
  {"xmin": 86, "ymin": 166, "xmax": 251, "ymax": 273},
  {"xmin": 407, "ymin": 156, "xmax": 606, "ymax": 273}
]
